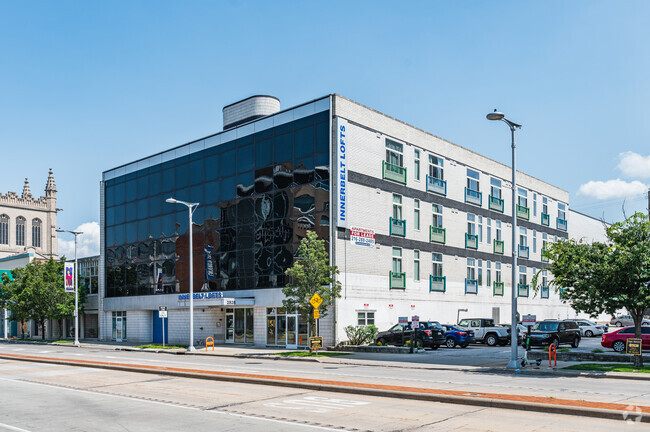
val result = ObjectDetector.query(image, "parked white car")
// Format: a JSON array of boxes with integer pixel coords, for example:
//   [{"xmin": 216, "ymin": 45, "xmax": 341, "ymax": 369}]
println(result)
[
  {"xmin": 567, "ymin": 320, "xmax": 605, "ymax": 337},
  {"xmin": 610, "ymin": 315, "xmax": 650, "ymax": 327}
]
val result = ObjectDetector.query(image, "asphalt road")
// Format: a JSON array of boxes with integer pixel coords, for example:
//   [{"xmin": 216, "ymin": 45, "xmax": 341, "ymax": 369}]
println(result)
[
  {"xmin": 0, "ymin": 359, "xmax": 642, "ymax": 432},
  {"xmin": 0, "ymin": 341, "xmax": 648, "ymax": 409}
]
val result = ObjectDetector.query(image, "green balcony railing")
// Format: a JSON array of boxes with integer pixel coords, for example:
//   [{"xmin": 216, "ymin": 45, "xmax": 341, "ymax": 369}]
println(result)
[
  {"xmin": 541, "ymin": 285, "xmax": 550, "ymax": 299},
  {"xmin": 390, "ymin": 271, "xmax": 406, "ymax": 289},
  {"xmin": 465, "ymin": 279, "xmax": 478, "ymax": 294},
  {"xmin": 465, "ymin": 188, "xmax": 482, "ymax": 206},
  {"xmin": 541, "ymin": 212, "xmax": 550, "ymax": 226},
  {"xmin": 516, "ymin": 204, "xmax": 530, "ymax": 220},
  {"xmin": 557, "ymin": 218, "xmax": 568, "ymax": 231},
  {"xmin": 426, "ymin": 175, "xmax": 447, "ymax": 195},
  {"xmin": 430, "ymin": 226, "xmax": 446, "ymax": 244},
  {"xmin": 493, "ymin": 281, "xmax": 504, "ymax": 296},
  {"xmin": 430, "ymin": 275, "xmax": 446, "ymax": 292},
  {"xmin": 518, "ymin": 245, "xmax": 529, "ymax": 259},
  {"xmin": 493, "ymin": 239, "xmax": 504, "ymax": 254},
  {"xmin": 465, "ymin": 233, "xmax": 478, "ymax": 249},
  {"xmin": 488, "ymin": 195, "xmax": 504, "ymax": 212},
  {"xmin": 518, "ymin": 283, "xmax": 530, "ymax": 297},
  {"xmin": 390, "ymin": 217, "xmax": 406, "ymax": 237},
  {"xmin": 382, "ymin": 161, "xmax": 407, "ymax": 184}
]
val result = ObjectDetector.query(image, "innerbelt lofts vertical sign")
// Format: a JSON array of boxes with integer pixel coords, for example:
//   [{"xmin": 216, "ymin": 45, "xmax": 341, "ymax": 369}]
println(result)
[
  {"xmin": 336, "ymin": 118, "xmax": 348, "ymax": 228},
  {"xmin": 64, "ymin": 262, "xmax": 75, "ymax": 293}
]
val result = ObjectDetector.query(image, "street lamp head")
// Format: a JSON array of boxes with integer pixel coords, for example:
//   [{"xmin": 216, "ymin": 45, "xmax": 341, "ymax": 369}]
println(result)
[
  {"xmin": 486, "ymin": 110, "xmax": 505, "ymax": 121},
  {"xmin": 166, "ymin": 198, "xmax": 178, "ymax": 204}
]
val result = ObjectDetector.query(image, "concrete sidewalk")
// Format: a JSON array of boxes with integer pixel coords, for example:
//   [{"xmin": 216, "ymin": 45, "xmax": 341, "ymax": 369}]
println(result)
[{"xmin": 2, "ymin": 338, "xmax": 649, "ymax": 381}]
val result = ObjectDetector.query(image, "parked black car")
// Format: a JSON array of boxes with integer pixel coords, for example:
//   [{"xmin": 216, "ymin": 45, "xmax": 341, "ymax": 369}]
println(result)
[
  {"xmin": 375, "ymin": 321, "xmax": 446, "ymax": 349},
  {"xmin": 521, "ymin": 320, "xmax": 581, "ymax": 349}
]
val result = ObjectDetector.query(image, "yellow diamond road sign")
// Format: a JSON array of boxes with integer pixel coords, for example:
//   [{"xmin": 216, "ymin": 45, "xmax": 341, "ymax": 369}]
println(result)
[{"xmin": 310, "ymin": 293, "xmax": 323, "ymax": 309}]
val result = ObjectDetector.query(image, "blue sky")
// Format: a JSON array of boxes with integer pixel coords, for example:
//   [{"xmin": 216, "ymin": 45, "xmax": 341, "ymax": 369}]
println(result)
[{"xmin": 1, "ymin": 1, "xmax": 649, "ymax": 257}]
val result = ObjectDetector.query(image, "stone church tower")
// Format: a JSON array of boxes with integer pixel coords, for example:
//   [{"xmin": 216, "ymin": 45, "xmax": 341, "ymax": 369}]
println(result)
[{"xmin": 0, "ymin": 169, "xmax": 58, "ymax": 259}]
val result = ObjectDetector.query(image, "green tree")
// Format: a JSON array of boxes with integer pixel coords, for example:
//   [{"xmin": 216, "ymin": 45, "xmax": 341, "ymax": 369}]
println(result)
[
  {"xmin": 535, "ymin": 212, "xmax": 650, "ymax": 367},
  {"xmin": 283, "ymin": 230, "xmax": 342, "ymax": 349},
  {"xmin": 0, "ymin": 258, "xmax": 86, "ymax": 339}
]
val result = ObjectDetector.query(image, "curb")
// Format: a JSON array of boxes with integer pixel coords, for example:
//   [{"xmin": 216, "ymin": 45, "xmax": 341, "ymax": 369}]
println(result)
[{"xmin": 1, "ymin": 352, "xmax": 648, "ymax": 424}]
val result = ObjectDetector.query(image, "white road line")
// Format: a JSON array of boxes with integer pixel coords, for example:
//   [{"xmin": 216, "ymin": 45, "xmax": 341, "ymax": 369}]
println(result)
[
  {"xmin": 0, "ymin": 421, "xmax": 32, "ymax": 432},
  {"xmin": 0, "ymin": 377, "xmax": 352, "ymax": 432},
  {"xmin": 37, "ymin": 351, "xmax": 51, "ymax": 354},
  {"xmin": 11, "ymin": 349, "xmax": 25, "ymax": 351}
]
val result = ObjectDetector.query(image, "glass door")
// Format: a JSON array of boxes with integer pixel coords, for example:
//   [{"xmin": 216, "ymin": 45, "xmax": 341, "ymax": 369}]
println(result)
[
  {"xmin": 286, "ymin": 315, "xmax": 298, "ymax": 349},
  {"xmin": 277, "ymin": 315, "xmax": 287, "ymax": 347},
  {"xmin": 225, "ymin": 311, "xmax": 234, "ymax": 343},
  {"xmin": 115, "ymin": 317, "xmax": 123, "ymax": 342}
]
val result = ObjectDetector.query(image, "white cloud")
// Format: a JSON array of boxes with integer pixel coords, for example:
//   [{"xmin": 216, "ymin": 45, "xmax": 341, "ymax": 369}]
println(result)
[
  {"xmin": 57, "ymin": 221, "xmax": 100, "ymax": 259},
  {"xmin": 618, "ymin": 152, "xmax": 650, "ymax": 178},
  {"xmin": 577, "ymin": 179, "xmax": 648, "ymax": 200}
]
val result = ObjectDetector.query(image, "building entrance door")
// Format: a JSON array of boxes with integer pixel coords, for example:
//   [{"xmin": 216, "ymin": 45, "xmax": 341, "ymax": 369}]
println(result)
[
  {"xmin": 286, "ymin": 315, "xmax": 298, "ymax": 349},
  {"xmin": 115, "ymin": 317, "xmax": 123, "ymax": 342},
  {"xmin": 225, "ymin": 311, "xmax": 234, "ymax": 343}
]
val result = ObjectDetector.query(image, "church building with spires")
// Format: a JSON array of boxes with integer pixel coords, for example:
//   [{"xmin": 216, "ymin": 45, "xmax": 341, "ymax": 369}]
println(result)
[{"xmin": 0, "ymin": 169, "xmax": 58, "ymax": 260}]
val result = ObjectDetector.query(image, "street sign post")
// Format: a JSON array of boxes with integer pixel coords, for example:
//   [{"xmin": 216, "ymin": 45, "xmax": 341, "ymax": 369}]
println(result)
[
  {"xmin": 309, "ymin": 293, "xmax": 323, "ymax": 351},
  {"xmin": 313, "ymin": 309, "xmax": 319, "ymax": 319},
  {"xmin": 522, "ymin": 314, "xmax": 536, "ymax": 325},
  {"xmin": 410, "ymin": 315, "xmax": 420, "ymax": 353},
  {"xmin": 159, "ymin": 306, "xmax": 168, "ymax": 348}
]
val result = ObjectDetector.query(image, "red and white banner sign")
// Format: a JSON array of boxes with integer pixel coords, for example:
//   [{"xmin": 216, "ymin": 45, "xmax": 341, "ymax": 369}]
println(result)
[{"xmin": 350, "ymin": 227, "xmax": 375, "ymax": 247}]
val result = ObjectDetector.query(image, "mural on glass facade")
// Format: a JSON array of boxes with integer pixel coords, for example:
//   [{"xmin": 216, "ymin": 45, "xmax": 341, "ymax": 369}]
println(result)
[{"xmin": 105, "ymin": 112, "xmax": 330, "ymax": 297}]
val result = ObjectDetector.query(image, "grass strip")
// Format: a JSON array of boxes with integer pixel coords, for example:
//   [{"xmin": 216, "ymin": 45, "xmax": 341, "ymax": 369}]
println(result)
[
  {"xmin": 277, "ymin": 351, "xmax": 350, "ymax": 357},
  {"xmin": 563, "ymin": 363, "xmax": 650, "ymax": 373}
]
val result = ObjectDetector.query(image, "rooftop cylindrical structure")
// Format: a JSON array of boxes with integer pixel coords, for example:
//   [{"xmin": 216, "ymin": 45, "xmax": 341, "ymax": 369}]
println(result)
[{"xmin": 222, "ymin": 95, "xmax": 280, "ymax": 130}]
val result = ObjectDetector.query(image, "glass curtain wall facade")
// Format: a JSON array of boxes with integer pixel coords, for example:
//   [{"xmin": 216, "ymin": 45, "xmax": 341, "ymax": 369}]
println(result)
[{"xmin": 104, "ymin": 110, "xmax": 331, "ymax": 297}]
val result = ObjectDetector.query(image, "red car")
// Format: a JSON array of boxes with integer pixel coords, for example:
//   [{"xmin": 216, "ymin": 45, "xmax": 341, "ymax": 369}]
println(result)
[{"xmin": 601, "ymin": 326, "xmax": 650, "ymax": 352}]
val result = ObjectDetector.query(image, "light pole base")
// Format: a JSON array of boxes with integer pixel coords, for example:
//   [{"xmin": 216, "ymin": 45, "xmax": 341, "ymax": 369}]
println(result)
[
  {"xmin": 506, "ymin": 359, "xmax": 521, "ymax": 369},
  {"xmin": 187, "ymin": 345, "xmax": 196, "ymax": 352},
  {"xmin": 74, "ymin": 340, "xmax": 80, "ymax": 347}
]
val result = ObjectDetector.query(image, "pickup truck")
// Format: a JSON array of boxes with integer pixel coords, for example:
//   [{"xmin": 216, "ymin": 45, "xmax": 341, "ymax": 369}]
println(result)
[{"xmin": 457, "ymin": 318, "xmax": 511, "ymax": 346}]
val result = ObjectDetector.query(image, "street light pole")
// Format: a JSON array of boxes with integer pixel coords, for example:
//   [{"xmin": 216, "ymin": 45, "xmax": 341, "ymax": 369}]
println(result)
[
  {"xmin": 57, "ymin": 228, "xmax": 83, "ymax": 346},
  {"xmin": 166, "ymin": 197, "xmax": 199, "ymax": 352},
  {"xmin": 486, "ymin": 110, "xmax": 522, "ymax": 369}
]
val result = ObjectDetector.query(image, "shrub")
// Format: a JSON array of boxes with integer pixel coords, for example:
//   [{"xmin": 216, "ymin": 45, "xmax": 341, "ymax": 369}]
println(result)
[
  {"xmin": 591, "ymin": 348, "xmax": 604, "ymax": 353},
  {"xmin": 344, "ymin": 325, "xmax": 378, "ymax": 345}
]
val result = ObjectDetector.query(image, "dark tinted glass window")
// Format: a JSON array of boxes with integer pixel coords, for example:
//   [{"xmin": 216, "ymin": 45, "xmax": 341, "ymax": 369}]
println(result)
[
  {"xmin": 221, "ymin": 149, "xmax": 236, "ymax": 177},
  {"xmin": 294, "ymin": 126, "xmax": 314, "ymax": 158},
  {"xmin": 105, "ymin": 111, "xmax": 330, "ymax": 297},
  {"xmin": 620, "ymin": 328, "xmax": 634, "ymax": 334},
  {"xmin": 237, "ymin": 144, "xmax": 254, "ymax": 173}
]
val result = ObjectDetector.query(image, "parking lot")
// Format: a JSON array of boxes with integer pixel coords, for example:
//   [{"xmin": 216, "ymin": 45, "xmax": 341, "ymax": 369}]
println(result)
[{"xmin": 356, "ymin": 332, "xmax": 609, "ymax": 368}]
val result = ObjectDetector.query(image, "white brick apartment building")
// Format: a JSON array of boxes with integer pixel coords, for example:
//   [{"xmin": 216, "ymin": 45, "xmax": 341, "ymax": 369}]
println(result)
[{"xmin": 98, "ymin": 94, "xmax": 603, "ymax": 347}]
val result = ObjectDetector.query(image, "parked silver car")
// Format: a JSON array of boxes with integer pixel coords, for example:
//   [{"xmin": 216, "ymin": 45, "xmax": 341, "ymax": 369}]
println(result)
[
  {"xmin": 565, "ymin": 319, "xmax": 605, "ymax": 337},
  {"xmin": 610, "ymin": 315, "xmax": 650, "ymax": 327}
]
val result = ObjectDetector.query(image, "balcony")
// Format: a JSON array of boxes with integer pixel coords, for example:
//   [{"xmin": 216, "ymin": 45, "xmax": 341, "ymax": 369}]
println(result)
[
  {"xmin": 488, "ymin": 195, "xmax": 504, "ymax": 212},
  {"xmin": 390, "ymin": 217, "xmax": 406, "ymax": 237},
  {"xmin": 541, "ymin": 212, "xmax": 550, "ymax": 226},
  {"xmin": 426, "ymin": 175, "xmax": 447, "ymax": 196},
  {"xmin": 382, "ymin": 161, "xmax": 407, "ymax": 184},
  {"xmin": 541, "ymin": 247, "xmax": 549, "ymax": 263},
  {"xmin": 541, "ymin": 285, "xmax": 549, "ymax": 299},
  {"xmin": 465, "ymin": 279, "xmax": 478, "ymax": 294},
  {"xmin": 516, "ymin": 204, "xmax": 530, "ymax": 220},
  {"xmin": 465, "ymin": 233, "xmax": 478, "ymax": 249},
  {"xmin": 494, "ymin": 239, "xmax": 504, "ymax": 254},
  {"xmin": 557, "ymin": 218, "xmax": 567, "ymax": 231},
  {"xmin": 518, "ymin": 283, "xmax": 529, "ymax": 297},
  {"xmin": 464, "ymin": 188, "xmax": 482, "ymax": 206},
  {"xmin": 518, "ymin": 245, "xmax": 529, "ymax": 259},
  {"xmin": 430, "ymin": 275, "xmax": 446, "ymax": 292},
  {"xmin": 493, "ymin": 281, "xmax": 504, "ymax": 296},
  {"xmin": 390, "ymin": 271, "xmax": 406, "ymax": 289},
  {"xmin": 430, "ymin": 226, "xmax": 446, "ymax": 244}
]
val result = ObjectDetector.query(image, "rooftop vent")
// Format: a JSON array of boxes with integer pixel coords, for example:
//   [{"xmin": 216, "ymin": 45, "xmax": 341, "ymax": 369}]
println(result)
[{"xmin": 222, "ymin": 95, "xmax": 280, "ymax": 130}]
